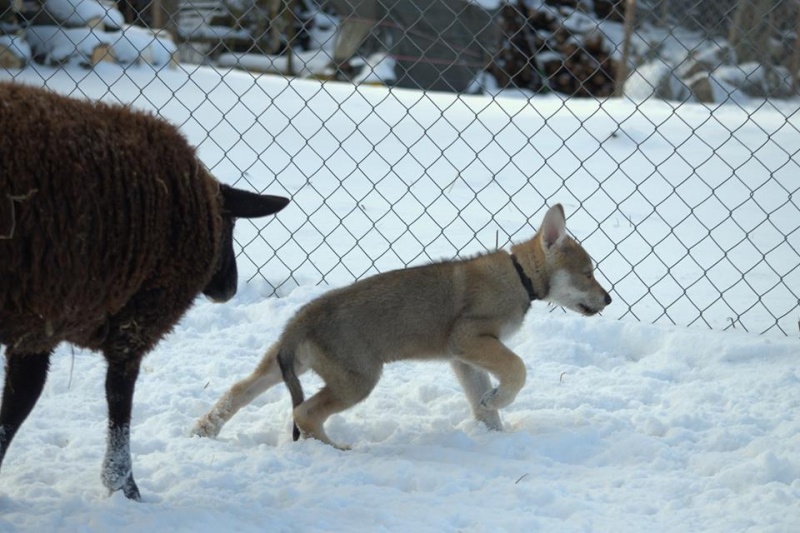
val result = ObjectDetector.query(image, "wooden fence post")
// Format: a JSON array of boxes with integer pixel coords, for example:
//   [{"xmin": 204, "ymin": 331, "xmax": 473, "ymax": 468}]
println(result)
[{"xmin": 614, "ymin": 0, "xmax": 637, "ymax": 97}]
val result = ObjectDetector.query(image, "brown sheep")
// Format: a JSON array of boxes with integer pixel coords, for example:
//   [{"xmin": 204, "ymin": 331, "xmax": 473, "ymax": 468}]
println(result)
[{"xmin": 0, "ymin": 82, "xmax": 290, "ymax": 500}]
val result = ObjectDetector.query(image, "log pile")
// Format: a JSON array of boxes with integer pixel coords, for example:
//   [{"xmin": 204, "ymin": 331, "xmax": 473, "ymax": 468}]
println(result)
[
  {"xmin": 489, "ymin": 0, "xmax": 623, "ymax": 97},
  {"xmin": 0, "ymin": 0, "xmax": 26, "ymax": 67}
]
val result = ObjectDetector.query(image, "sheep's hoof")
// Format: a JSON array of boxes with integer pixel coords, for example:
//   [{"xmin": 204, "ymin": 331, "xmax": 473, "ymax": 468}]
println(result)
[
  {"xmin": 121, "ymin": 475, "xmax": 141, "ymax": 501},
  {"xmin": 103, "ymin": 468, "xmax": 141, "ymax": 501}
]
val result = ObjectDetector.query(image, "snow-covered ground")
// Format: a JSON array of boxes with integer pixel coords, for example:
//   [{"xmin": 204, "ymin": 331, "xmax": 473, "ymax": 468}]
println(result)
[{"xmin": 0, "ymin": 64, "xmax": 798, "ymax": 531}]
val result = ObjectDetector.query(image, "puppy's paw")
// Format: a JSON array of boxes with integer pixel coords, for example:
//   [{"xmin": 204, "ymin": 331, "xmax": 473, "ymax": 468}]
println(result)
[
  {"xmin": 480, "ymin": 387, "xmax": 515, "ymax": 410},
  {"xmin": 300, "ymin": 429, "xmax": 351, "ymax": 451},
  {"xmin": 475, "ymin": 409, "xmax": 503, "ymax": 431},
  {"xmin": 191, "ymin": 416, "xmax": 221, "ymax": 438}
]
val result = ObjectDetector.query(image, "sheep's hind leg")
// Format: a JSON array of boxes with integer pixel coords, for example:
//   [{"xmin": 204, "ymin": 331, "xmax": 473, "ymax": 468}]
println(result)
[
  {"xmin": 0, "ymin": 351, "xmax": 51, "ymax": 469},
  {"xmin": 102, "ymin": 357, "xmax": 142, "ymax": 501}
]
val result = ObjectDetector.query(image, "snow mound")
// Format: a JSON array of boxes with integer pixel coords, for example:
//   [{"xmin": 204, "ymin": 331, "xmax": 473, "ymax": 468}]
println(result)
[{"xmin": 44, "ymin": 0, "xmax": 124, "ymax": 29}]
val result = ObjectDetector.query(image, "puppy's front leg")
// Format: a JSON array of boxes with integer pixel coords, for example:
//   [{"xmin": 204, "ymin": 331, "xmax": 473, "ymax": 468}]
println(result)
[
  {"xmin": 455, "ymin": 335, "xmax": 526, "ymax": 411},
  {"xmin": 450, "ymin": 360, "xmax": 503, "ymax": 431}
]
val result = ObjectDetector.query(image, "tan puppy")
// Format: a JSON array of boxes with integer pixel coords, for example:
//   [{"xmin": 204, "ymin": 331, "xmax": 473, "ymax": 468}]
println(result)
[{"xmin": 193, "ymin": 204, "xmax": 611, "ymax": 448}]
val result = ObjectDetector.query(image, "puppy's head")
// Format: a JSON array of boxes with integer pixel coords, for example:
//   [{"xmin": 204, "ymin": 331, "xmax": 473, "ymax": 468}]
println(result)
[{"xmin": 537, "ymin": 205, "xmax": 612, "ymax": 316}]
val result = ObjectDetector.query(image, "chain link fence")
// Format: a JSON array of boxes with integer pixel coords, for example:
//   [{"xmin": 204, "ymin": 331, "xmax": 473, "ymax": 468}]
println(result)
[{"xmin": 1, "ymin": 0, "xmax": 798, "ymax": 336}]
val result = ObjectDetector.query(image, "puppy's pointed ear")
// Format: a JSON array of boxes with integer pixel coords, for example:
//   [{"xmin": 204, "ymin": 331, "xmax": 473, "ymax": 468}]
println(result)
[
  {"xmin": 221, "ymin": 185, "xmax": 290, "ymax": 218},
  {"xmin": 540, "ymin": 204, "xmax": 566, "ymax": 249}
]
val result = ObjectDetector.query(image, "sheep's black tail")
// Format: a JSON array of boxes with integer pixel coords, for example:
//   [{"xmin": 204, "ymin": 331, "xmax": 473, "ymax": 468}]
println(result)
[{"xmin": 277, "ymin": 346, "xmax": 304, "ymax": 441}]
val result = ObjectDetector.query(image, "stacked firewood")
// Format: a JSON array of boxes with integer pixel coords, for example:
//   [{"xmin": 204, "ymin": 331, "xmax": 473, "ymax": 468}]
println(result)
[{"xmin": 490, "ymin": 0, "xmax": 623, "ymax": 97}]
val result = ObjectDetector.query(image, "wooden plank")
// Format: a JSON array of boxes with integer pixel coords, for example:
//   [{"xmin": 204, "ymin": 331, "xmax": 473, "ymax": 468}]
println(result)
[{"xmin": 0, "ymin": 44, "xmax": 23, "ymax": 69}]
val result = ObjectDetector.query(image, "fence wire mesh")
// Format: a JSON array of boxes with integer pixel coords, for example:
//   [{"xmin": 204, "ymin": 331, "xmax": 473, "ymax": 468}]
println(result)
[{"xmin": 1, "ymin": 0, "xmax": 798, "ymax": 336}]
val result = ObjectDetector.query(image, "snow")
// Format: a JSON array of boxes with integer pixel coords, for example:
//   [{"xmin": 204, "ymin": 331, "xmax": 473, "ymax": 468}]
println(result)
[
  {"xmin": 26, "ymin": 26, "xmax": 111, "ymax": 65},
  {"xmin": 468, "ymin": 0, "xmax": 502, "ymax": 9},
  {"xmin": 216, "ymin": 10, "xmax": 339, "ymax": 78},
  {"xmin": 43, "ymin": 0, "xmax": 124, "ymax": 30},
  {"xmin": 217, "ymin": 48, "xmax": 333, "ymax": 77},
  {"xmin": 26, "ymin": 26, "xmax": 176, "ymax": 67},
  {"xmin": 0, "ymin": 64, "xmax": 799, "ymax": 531},
  {"xmin": 108, "ymin": 26, "xmax": 176, "ymax": 67}
]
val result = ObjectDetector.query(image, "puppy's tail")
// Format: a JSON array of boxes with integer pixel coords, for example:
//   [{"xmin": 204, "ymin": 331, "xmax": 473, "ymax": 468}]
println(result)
[{"xmin": 277, "ymin": 346, "xmax": 304, "ymax": 441}]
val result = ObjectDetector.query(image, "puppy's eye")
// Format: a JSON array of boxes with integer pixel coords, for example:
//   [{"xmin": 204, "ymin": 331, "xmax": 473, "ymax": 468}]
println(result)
[{"xmin": 585, "ymin": 272, "xmax": 593, "ymax": 280}]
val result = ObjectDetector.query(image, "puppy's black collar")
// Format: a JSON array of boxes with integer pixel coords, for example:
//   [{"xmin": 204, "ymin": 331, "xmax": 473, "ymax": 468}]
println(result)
[{"xmin": 510, "ymin": 253, "xmax": 538, "ymax": 302}]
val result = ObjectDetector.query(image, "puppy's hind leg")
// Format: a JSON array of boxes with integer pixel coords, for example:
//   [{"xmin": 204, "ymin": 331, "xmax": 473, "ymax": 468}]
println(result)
[
  {"xmin": 193, "ymin": 344, "xmax": 284, "ymax": 438},
  {"xmin": 450, "ymin": 360, "xmax": 503, "ymax": 431},
  {"xmin": 294, "ymin": 368, "xmax": 380, "ymax": 450}
]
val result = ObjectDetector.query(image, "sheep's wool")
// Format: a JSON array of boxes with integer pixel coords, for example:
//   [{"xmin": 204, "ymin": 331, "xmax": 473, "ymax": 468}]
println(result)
[{"xmin": 0, "ymin": 82, "xmax": 222, "ymax": 354}]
